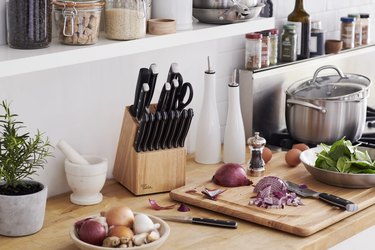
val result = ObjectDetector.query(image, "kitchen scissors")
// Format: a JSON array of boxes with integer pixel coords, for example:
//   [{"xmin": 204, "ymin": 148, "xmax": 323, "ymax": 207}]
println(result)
[{"xmin": 176, "ymin": 82, "xmax": 193, "ymax": 111}]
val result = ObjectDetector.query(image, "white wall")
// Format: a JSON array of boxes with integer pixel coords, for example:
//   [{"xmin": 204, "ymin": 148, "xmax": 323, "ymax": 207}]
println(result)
[{"xmin": 0, "ymin": 0, "xmax": 375, "ymax": 197}]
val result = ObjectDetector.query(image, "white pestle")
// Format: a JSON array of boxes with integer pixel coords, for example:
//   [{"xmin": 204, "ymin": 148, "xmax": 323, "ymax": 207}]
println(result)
[{"xmin": 57, "ymin": 139, "xmax": 90, "ymax": 165}]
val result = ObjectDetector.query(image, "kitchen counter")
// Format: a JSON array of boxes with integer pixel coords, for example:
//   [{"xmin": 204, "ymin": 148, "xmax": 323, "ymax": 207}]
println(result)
[{"xmin": 2, "ymin": 152, "xmax": 375, "ymax": 250}]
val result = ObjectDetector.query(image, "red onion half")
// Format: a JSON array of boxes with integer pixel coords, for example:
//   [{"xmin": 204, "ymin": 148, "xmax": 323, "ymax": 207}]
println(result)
[{"xmin": 212, "ymin": 163, "xmax": 252, "ymax": 187}]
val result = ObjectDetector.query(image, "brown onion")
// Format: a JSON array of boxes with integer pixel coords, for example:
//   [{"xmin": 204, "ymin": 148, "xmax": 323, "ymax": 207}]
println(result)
[
  {"xmin": 212, "ymin": 163, "xmax": 252, "ymax": 187},
  {"xmin": 105, "ymin": 205, "xmax": 134, "ymax": 227},
  {"xmin": 78, "ymin": 219, "xmax": 107, "ymax": 246}
]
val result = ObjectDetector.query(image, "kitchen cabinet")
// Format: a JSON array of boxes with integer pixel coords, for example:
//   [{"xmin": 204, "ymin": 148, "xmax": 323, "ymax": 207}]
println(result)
[{"xmin": 0, "ymin": 18, "xmax": 274, "ymax": 78}]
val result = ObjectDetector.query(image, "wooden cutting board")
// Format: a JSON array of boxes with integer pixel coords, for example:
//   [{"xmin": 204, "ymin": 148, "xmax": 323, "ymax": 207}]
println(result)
[{"xmin": 169, "ymin": 151, "xmax": 375, "ymax": 236}]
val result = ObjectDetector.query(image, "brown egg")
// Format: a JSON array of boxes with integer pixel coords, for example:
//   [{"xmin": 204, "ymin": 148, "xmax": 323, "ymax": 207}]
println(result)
[
  {"xmin": 262, "ymin": 147, "xmax": 273, "ymax": 163},
  {"xmin": 285, "ymin": 148, "xmax": 302, "ymax": 167},
  {"xmin": 292, "ymin": 143, "xmax": 309, "ymax": 152}
]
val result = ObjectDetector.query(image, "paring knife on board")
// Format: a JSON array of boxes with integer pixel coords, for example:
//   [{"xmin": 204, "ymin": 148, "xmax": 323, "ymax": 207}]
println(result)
[
  {"xmin": 157, "ymin": 215, "xmax": 237, "ymax": 229},
  {"xmin": 285, "ymin": 181, "xmax": 358, "ymax": 212}
]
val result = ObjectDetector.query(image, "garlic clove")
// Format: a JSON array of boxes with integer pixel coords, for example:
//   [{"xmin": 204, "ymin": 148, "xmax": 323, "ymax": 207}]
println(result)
[
  {"xmin": 132, "ymin": 232, "xmax": 148, "ymax": 246},
  {"xmin": 133, "ymin": 214, "xmax": 155, "ymax": 234},
  {"xmin": 146, "ymin": 230, "xmax": 160, "ymax": 243}
]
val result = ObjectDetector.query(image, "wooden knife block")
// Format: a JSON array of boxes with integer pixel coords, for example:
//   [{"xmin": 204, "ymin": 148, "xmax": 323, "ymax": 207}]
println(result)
[{"xmin": 113, "ymin": 106, "xmax": 186, "ymax": 195}]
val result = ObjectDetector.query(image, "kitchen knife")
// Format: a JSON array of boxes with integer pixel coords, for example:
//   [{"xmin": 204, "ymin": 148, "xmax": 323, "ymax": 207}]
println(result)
[
  {"xmin": 147, "ymin": 112, "xmax": 162, "ymax": 151},
  {"xmin": 140, "ymin": 112, "xmax": 155, "ymax": 152},
  {"xmin": 179, "ymin": 108, "xmax": 194, "ymax": 147},
  {"xmin": 135, "ymin": 83, "xmax": 150, "ymax": 121},
  {"xmin": 173, "ymin": 109, "xmax": 188, "ymax": 148},
  {"xmin": 153, "ymin": 111, "xmax": 168, "ymax": 150},
  {"xmin": 132, "ymin": 68, "xmax": 151, "ymax": 117},
  {"xmin": 145, "ymin": 63, "xmax": 159, "ymax": 110},
  {"xmin": 166, "ymin": 79, "xmax": 179, "ymax": 112},
  {"xmin": 157, "ymin": 215, "xmax": 238, "ymax": 229},
  {"xmin": 160, "ymin": 111, "xmax": 175, "ymax": 149},
  {"xmin": 134, "ymin": 113, "xmax": 149, "ymax": 152},
  {"xmin": 156, "ymin": 82, "xmax": 171, "ymax": 112},
  {"xmin": 166, "ymin": 62, "xmax": 180, "ymax": 84},
  {"xmin": 285, "ymin": 181, "xmax": 358, "ymax": 212},
  {"xmin": 166, "ymin": 110, "xmax": 181, "ymax": 149}
]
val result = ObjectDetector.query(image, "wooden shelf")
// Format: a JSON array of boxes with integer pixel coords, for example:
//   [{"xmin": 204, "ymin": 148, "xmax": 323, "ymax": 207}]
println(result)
[{"xmin": 0, "ymin": 18, "xmax": 274, "ymax": 78}]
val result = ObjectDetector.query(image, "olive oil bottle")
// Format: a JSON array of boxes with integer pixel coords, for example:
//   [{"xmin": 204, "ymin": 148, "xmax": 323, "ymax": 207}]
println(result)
[{"xmin": 287, "ymin": 0, "xmax": 310, "ymax": 60}]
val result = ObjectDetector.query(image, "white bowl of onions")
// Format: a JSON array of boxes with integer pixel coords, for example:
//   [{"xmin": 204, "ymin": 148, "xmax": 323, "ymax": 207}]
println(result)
[{"xmin": 70, "ymin": 207, "xmax": 170, "ymax": 250}]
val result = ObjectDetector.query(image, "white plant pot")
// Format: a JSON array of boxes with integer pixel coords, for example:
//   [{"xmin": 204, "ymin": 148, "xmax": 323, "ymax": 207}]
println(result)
[
  {"xmin": 0, "ymin": 180, "xmax": 48, "ymax": 236},
  {"xmin": 65, "ymin": 155, "xmax": 108, "ymax": 205}
]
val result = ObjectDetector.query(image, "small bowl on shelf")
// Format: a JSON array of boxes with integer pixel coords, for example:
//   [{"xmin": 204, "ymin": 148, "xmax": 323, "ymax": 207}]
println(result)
[
  {"xmin": 325, "ymin": 39, "xmax": 343, "ymax": 54},
  {"xmin": 147, "ymin": 19, "xmax": 176, "ymax": 35}
]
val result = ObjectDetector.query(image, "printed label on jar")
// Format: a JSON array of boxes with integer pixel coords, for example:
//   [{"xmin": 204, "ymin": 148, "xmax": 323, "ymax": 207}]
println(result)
[
  {"xmin": 309, "ymin": 36, "xmax": 317, "ymax": 53},
  {"xmin": 288, "ymin": 21, "xmax": 301, "ymax": 55}
]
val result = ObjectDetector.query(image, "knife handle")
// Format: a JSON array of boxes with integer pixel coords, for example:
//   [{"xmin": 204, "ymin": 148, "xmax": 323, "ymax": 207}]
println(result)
[
  {"xmin": 192, "ymin": 217, "xmax": 238, "ymax": 229},
  {"xmin": 318, "ymin": 193, "xmax": 358, "ymax": 212}
]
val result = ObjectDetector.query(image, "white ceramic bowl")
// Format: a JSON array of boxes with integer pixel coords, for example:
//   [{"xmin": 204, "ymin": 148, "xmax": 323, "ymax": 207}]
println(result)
[
  {"xmin": 70, "ymin": 213, "xmax": 170, "ymax": 250},
  {"xmin": 300, "ymin": 146, "xmax": 375, "ymax": 188}
]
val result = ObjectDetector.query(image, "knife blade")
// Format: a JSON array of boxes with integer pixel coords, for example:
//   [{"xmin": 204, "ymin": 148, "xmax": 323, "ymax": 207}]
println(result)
[
  {"xmin": 156, "ymin": 82, "xmax": 171, "ymax": 112},
  {"xmin": 132, "ymin": 68, "xmax": 151, "ymax": 117},
  {"xmin": 134, "ymin": 113, "xmax": 149, "ymax": 152},
  {"xmin": 157, "ymin": 215, "xmax": 237, "ymax": 229},
  {"xmin": 140, "ymin": 112, "xmax": 155, "ymax": 152},
  {"xmin": 153, "ymin": 111, "xmax": 168, "ymax": 150},
  {"xmin": 160, "ymin": 110, "xmax": 175, "ymax": 149},
  {"xmin": 166, "ymin": 79, "xmax": 179, "ymax": 112},
  {"xmin": 179, "ymin": 108, "xmax": 194, "ymax": 147},
  {"xmin": 145, "ymin": 63, "xmax": 158, "ymax": 110},
  {"xmin": 135, "ymin": 83, "xmax": 150, "ymax": 121},
  {"xmin": 147, "ymin": 111, "xmax": 162, "ymax": 151},
  {"xmin": 166, "ymin": 110, "xmax": 181, "ymax": 149},
  {"xmin": 173, "ymin": 109, "xmax": 188, "ymax": 148},
  {"xmin": 285, "ymin": 181, "xmax": 358, "ymax": 212}
]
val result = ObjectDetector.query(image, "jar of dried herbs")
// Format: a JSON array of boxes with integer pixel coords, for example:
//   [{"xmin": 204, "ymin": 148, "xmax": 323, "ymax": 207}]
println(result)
[{"xmin": 6, "ymin": 0, "xmax": 52, "ymax": 49}]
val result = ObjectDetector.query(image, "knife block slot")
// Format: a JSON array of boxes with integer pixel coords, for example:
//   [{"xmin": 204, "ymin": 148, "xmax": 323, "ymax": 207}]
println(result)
[{"xmin": 113, "ymin": 106, "xmax": 186, "ymax": 195}]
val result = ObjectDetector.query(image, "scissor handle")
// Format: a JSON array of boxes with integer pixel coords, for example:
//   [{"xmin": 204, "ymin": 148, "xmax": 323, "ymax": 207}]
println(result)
[{"xmin": 177, "ymin": 82, "xmax": 193, "ymax": 110}]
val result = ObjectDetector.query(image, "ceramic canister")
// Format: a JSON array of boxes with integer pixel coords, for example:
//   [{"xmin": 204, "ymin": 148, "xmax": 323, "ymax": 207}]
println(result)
[{"xmin": 151, "ymin": 0, "xmax": 193, "ymax": 30}]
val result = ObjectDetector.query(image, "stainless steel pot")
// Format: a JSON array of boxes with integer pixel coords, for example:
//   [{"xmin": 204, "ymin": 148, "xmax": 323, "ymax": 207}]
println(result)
[
  {"xmin": 193, "ymin": 0, "xmax": 258, "ymax": 9},
  {"xmin": 285, "ymin": 65, "xmax": 371, "ymax": 144}
]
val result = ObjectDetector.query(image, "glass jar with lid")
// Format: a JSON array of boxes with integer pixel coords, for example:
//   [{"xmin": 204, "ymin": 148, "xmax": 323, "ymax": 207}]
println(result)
[
  {"xmin": 348, "ymin": 14, "xmax": 362, "ymax": 47},
  {"xmin": 280, "ymin": 24, "xmax": 297, "ymax": 62},
  {"xmin": 245, "ymin": 33, "xmax": 262, "ymax": 70},
  {"xmin": 105, "ymin": 0, "xmax": 147, "ymax": 40},
  {"xmin": 360, "ymin": 14, "xmax": 371, "ymax": 45},
  {"xmin": 6, "ymin": 0, "xmax": 52, "ymax": 49},
  {"xmin": 269, "ymin": 28, "xmax": 279, "ymax": 65},
  {"xmin": 340, "ymin": 17, "xmax": 355, "ymax": 49},
  {"xmin": 53, "ymin": 0, "xmax": 105, "ymax": 45}
]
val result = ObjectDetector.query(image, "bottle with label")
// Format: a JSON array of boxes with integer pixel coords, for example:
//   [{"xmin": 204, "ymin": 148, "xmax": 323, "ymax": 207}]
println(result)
[
  {"xmin": 195, "ymin": 57, "xmax": 221, "ymax": 164},
  {"xmin": 287, "ymin": 0, "xmax": 310, "ymax": 60},
  {"xmin": 280, "ymin": 24, "xmax": 297, "ymax": 62},
  {"xmin": 223, "ymin": 69, "xmax": 246, "ymax": 164},
  {"xmin": 260, "ymin": 31, "xmax": 270, "ymax": 68},
  {"xmin": 348, "ymin": 14, "xmax": 362, "ymax": 47},
  {"xmin": 341, "ymin": 17, "xmax": 355, "ymax": 49},
  {"xmin": 310, "ymin": 20, "xmax": 325, "ymax": 57},
  {"xmin": 360, "ymin": 14, "xmax": 371, "ymax": 45}
]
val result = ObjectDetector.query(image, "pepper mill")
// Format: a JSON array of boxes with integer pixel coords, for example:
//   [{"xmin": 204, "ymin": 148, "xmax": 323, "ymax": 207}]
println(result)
[{"xmin": 247, "ymin": 132, "xmax": 266, "ymax": 176}]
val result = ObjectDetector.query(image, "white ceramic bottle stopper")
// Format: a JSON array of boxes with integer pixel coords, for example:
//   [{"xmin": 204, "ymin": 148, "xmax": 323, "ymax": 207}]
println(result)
[
  {"xmin": 195, "ymin": 56, "xmax": 222, "ymax": 164},
  {"xmin": 247, "ymin": 132, "xmax": 266, "ymax": 177},
  {"xmin": 56, "ymin": 139, "xmax": 90, "ymax": 165},
  {"xmin": 223, "ymin": 69, "xmax": 246, "ymax": 164}
]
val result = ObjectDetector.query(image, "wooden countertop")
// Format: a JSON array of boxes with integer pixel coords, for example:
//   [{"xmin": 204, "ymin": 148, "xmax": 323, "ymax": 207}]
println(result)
[{"xmin": 2, "ymin": 152, "xmax": 375, "ymax": 250}]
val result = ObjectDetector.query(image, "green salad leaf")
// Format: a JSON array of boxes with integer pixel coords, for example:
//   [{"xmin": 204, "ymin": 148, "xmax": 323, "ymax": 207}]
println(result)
[{"xmin": 315, "ymin": 137, "xmax": 375, "ymax": 174}]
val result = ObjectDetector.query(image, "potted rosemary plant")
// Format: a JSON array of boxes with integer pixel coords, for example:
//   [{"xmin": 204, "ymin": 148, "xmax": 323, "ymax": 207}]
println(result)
[{"xmin": 0, "ymin": 101, "xmax": 53, "ymax": 236}]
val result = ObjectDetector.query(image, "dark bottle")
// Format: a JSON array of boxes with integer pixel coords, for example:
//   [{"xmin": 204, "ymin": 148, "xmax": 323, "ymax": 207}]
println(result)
[
  {"xmin": 310, "ymin": 20, "xmax": 325, "ymax": 57},
  {"xmin": 287, "ymin": 0, "xmax": 310, "ymax": 60},
  {"xmin": 6, "ymin": 0, "xmax": 52, "ymax": 49}
]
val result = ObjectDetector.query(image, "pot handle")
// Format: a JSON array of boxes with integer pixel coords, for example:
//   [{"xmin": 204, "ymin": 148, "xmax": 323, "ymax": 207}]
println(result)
[
  {"xmin": 311, "ymin": 65, "xmax": 348, "ymax": 84},
  {"xmin": 287, "ymin": 99, "xmax": 327, "ymax": 113}
]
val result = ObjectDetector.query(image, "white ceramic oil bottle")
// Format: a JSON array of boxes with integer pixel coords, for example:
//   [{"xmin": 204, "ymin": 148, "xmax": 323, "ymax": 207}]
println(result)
[
  {"xmin": 195, "ymin": 56, "xmax": 221, "ymax": 164},
  {"xmin": 223, "ymin": 69, "xmax": 246, "ymax": 164}
]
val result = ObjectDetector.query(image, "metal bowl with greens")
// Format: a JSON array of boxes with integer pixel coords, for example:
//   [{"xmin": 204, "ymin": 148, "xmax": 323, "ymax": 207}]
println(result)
[{"xmin": 300, "ymin": 138, "xmax": 375, "ymax": 188}]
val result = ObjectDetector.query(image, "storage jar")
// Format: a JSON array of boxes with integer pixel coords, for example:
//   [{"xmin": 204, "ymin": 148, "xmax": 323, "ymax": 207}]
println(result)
[
  {"xmin": 260, "ymin": 30, "xmax": 270, "ymax": 68},
  {"xmin": 6, "ymin": 0, "xmax": 52, "ymax": 49},
  {"xmin": 280, "ymin": 24, "xmax": 297, "ymax": 62},
  {"xmin": 340, "ymin": 17, "xmax": 355, "ymax": 49},
  {"xmin": 348, "ymin": 14, "xmax": 362, "ymax": 47},
  {"xmin": 53, "ymin": 0, "xmax": 105, "ymax": 45},
  {"xmin": 360, "ymin": 13, "xmax": 370, "ymax": 45},
  {"xmin": 269, "ymin": 28, "xmax": 278, "ymax": 65},
  {"xmin": 245, "ymin": 33, "xmax": 262, "ymax": 70},
  {"xmin": 105, "ymin": 0, "xmax": 147, "ymax": 40}
]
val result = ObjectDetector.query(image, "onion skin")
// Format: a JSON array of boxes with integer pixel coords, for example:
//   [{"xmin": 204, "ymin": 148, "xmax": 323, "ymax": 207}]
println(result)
[
  {"xmin": 105, "ymin": 205, "xmax": 134, "ymax": 227},
  {"xmin": 212, "ymin": 163, "xmax": 252, "ymax": 187},
  {"xmin": 78, "ymin": 219, "xmax": 107, "ymax": 246}
]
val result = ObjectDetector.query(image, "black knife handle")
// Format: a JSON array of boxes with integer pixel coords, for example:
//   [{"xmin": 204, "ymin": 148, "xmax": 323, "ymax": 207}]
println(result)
[
  {"xmin": 166, "ymin": 79, "xmax": 179, "ymax": 112},
  {"xmin": 167, "ymin": 110, "xmax": 180, "ymax": 149},
  {"xmin": 140, "ymin": 113, "xmax": 154, "ymax": 152},
  {"xmin": 132, "ymin": 68, "xmax": 151, "ymax": 116},
  {"xmin": 145, "ymin": 63, "xmax": 158, "ymax": 108},
  {"xmin": 134, "ymin": 114, "xmax": 149, "ymax": 152},
  {"xmin": 156, "ymin": 82, "xmax": 171, "ymax": 112},
  {"xmin": 179, "ymin": 108, "xmax": 194, "ymax": 147},
  {"xmin": 160, "ymin": 111, "xmax": 175, "ymax": 149},
  {"xmin": 192, "ymin": 217, "xmax": 238, "ymax": 229},
  {"xmin": 173, "ymin": 109, "xmax": 188, "ymax": 148},
  {"xmin": 318, "ymin": 193, "xmax": 358, "ymax": 212},
  {"xmin": 154, "ymin": 111, "xmax": 168, "ymax": 150}
]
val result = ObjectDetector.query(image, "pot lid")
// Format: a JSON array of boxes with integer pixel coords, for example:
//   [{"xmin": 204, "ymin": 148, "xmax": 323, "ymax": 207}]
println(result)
[{"xmin": 286, "ymin": 65, "xmax": 371, "ymax": 100}]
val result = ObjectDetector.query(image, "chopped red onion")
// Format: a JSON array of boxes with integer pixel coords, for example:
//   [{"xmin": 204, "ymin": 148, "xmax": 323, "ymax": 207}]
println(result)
[
  {"xmin": 148, "ymin": 199, "xmax": 176, "ymax": 210},
  {"xmin": 177, "ymin": 203, "xmax": 190, "ymax": 212}
]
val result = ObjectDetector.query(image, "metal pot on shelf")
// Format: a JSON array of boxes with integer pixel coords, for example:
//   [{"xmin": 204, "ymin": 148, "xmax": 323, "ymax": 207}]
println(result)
[{"xmin": 285, "ymin": 65, "xmax": 371, "ymax": 145}]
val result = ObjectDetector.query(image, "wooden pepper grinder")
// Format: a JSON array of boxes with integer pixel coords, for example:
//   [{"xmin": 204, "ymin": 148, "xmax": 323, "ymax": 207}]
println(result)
[{"xmin": 247, "ymin": 132, "xmax": 266, "ymax": 177}]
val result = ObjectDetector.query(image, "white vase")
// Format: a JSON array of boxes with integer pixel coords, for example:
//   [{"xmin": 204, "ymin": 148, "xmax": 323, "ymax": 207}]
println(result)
[
  {"xmin": 65, "ymin": 155, "xmax": 107, "ymax": 205},
  {"xmin": 151, "ymin": 0, "xmax": 193, "ymax": 30},
  {"xmin": 0, "ymin": 180, "xmax": 48, "ymax": 236}
]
